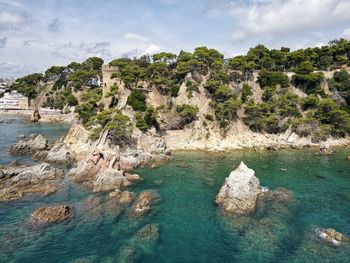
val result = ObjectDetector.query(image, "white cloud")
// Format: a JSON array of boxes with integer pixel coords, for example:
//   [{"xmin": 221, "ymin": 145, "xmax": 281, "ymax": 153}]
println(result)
[
  {"xmin": 144, "ymin": 44, "xmax": 161, "ymax": 55},
  {"xmin": 52, "ymin": 41, "xmax": 112, "ymax": 61},
  {"xmin": 124, "ymin": 33, "xmax": 148, "ymax": 42},
  {"xmin": 231, "ymin": 0, "xmax": 350, "ymax": 42},
  {"xmin": 341, "ymin": 28, "xmax": 350, "ymax": 38}
]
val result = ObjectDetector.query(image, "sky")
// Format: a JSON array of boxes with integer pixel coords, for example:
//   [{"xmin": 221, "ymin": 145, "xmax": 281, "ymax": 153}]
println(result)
[{"xmin": 0, "ymin": 0, "xmax": 350, "ymax": 77}]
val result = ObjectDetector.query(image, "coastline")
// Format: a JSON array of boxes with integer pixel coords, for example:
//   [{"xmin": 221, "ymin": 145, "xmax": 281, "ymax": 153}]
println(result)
[{"xmin": 0, "ymin": 109, "xmax": 75, "ymax": 123}]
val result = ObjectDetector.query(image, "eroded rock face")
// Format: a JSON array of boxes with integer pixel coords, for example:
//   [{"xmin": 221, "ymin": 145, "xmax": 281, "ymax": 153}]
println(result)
[
  {"xmin": 33, "ymin": 142, "xmax": 75, "ymax": 164},
  {"xmin": 31, "ymin": 205, "xmax": 73, "ymax": 223},
  {"xmin": 69, "ymin": 150, "xmax": 140, "ymax": 192},
  {"xmin": 215, "ymin": 161, "xmax": 260, "ymax": 215},
  {"xmin": 315, "ymin": 228, "xmax": 348, "ymax": 246},
  {"xmin": 0, "ymin": 163, "xmax": 64, "ymax": 201},
  {"xmin": 10, "ymin": 134, "xmax": 48, "ymax": 155}
]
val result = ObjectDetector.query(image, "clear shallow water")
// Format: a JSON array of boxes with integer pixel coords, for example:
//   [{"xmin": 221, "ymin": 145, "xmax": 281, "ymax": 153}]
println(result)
[
  {"xmin": 0, "ymin": 115, "xmax": 71, "ymax": 165},
  {"xmin": 0, "ymin": 117, "xmax": 349, "ymax": 263}
]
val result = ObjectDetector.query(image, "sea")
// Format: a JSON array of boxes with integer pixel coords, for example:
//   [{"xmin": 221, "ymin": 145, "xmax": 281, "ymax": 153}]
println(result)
[{"xmin": 0, "ymin": 115, "xmax": 349, "ymax": 263}]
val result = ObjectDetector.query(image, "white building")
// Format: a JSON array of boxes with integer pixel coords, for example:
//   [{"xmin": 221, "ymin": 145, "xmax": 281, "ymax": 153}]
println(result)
[{"xmin": 0, "ymin": 91, "xmax": 29, "ymax": 109}]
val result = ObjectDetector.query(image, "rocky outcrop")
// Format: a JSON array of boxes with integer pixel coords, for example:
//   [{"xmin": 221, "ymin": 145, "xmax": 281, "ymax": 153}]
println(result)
[
  {"xmin": 315, "ymin": 228, "xmax": 348, "ymax": 246},
  {"xmin": 215, "ymin": 161, "xmax": 260, "ymax": 215},
  {"xmin": 31, "ymin": 108, "xmax": 41, "ymax": 122},
  {"xmin": 10, "ymin": 134, "xmax": 48, "ymax": 155},
  {"xmin": 33, "ymin": 142, "xmax": 75, "ymax": 164},
  {"xmin": 69, "ymin": 149, "xmax": 140, "ymax": 192},
  {"xmin": 129, "ymin": 190, "xmax": 158, "ymax": 217},
  {"xmin": 0, "ymin": 162, "xmax": 64, "ymax": 201},
  {"xmin": 31, "ymin": 205, "xmax": 73, "ymax": 223}
]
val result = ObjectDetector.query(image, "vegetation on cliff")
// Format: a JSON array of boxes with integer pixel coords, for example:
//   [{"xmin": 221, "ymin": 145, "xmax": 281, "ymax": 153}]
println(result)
[{"xmin": 10, "ymin": 39, "xmax": 350, "ymax": 142}]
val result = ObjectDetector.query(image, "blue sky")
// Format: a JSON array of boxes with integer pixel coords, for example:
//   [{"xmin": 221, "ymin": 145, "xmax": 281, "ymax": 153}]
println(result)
[{"xmin": 1, "ymin": 0, "xmax": 350, "ymax": 77}]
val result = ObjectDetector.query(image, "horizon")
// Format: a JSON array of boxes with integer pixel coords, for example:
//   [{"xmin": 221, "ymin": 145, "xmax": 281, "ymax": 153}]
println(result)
[{"xmin": 1, "ymin": 0, "xmax": 350, "ymax": 77}]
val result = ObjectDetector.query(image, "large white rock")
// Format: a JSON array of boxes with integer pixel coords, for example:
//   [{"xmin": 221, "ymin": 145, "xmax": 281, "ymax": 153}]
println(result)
[{"xmin": 215, "ymin": 161, "xmax": 260, "ymax": 214}]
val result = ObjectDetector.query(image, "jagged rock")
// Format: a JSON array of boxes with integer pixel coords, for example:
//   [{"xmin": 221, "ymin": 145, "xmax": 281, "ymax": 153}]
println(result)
[
  {"xmin": 33, "ymin": 142, "xmax": 74, "ymax": 164},
  {"xmin": 70, "ymin": 150, "xmax": 140, "ymax": 192},
  {"xmin": 0, "ymin": 163, "xmax": 64, "ymax": 201},
  {"xmin": 315, "ymin": 228, "xmax": 348, "ymax": 246},
  {"xmin": 31, "ymin": 205, "xmax": 73, "ymax": 223},
  {"xmin": 215, "ymin": 161, "xmax": 260, "ymax": 215},
  {"xmin": 258, "ymin": 187, "xmax": 293, "ymax": 202},
  {"xmin": 10, "ymin": 134, "xmax": 48, "ymax": 155},
  {"xmin": 130, "ymin": 190, "xmax": 157, "ymax": 217},
  {"xmin": 31, "ymin": 108, "xmax": 41, "ymax": 122}
]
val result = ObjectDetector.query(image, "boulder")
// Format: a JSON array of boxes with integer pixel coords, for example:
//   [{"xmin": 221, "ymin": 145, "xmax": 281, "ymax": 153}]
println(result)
[
  {"xmin": 10, "ymin": 134, "xmax": 48, "ymax": 155},
  {"xmin": 215, "ymin": 161, "xmax": 260, "ymax": 215},
  {"xmin": 31, "ymin": 108, "xmax": 41, "ymax": 122},
  {"xmin": 315, "ymin": 228, "xmax": 348, "ymax": 246},
  {"xmin": 31, "ymin": 205, "xmax": 73, "ymax": 223}
]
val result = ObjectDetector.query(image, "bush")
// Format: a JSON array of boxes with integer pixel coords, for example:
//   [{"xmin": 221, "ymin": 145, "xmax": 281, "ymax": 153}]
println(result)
[
  {"xmin": 171, "ymin": 84, "xmax": 180, "ymax": 97},
  {"xmin": 127, "ymin": 90, "xmax": 147, "ymax": 111},
  {"xmin": 241, "ymin": 83, "xmax": 252, "ymax": 103},
  {"xmin": 301, "ymin": 95, "xmax": 319, "ymax": 110},
  {"xmin": 176, "ymin": 104, "xmax": 199, "ymax": 124},
  {"xmin": 258, "ymin": 70, "xmax": 289, "ymax": 88},
  {"xmin": 105, "ymin": 111, "xmax": 133, "ymax": 145}
]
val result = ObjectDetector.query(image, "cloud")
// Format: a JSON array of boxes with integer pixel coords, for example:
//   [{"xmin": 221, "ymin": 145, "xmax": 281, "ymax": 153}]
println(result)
[
  {"xmin": 0, "ymin": 1, "xmax": 31, "ymax": 31},
  {"xmin": 231, "ymin": 0, "xmax": 350, "ymax": 42},
  {"xmin": 48, "ymin": 18, "xmax": 62, "ymax": 33},
  {"xmin": 52, "ymin": 41, "xmax": 112, "ymax": 61},
  {"xmin": 0, "ymin": 61, "xmax": 36, "ymax": 77},
  {"xmin": 144, "ymin": 44, "xmax": 161, "ymax": 55},
  {"xmin": 0, "ymin": 36, "xmax": 6, "ymax": 48},
  {"xmin": 341, "ymin": 28, "xmax": 350, "ymax": 38},
  {"xmin": 124, "ymin": 33, "xmax": 148, "ymax": 42}
]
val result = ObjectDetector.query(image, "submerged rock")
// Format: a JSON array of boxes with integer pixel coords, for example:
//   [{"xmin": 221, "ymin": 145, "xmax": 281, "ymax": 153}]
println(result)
[
  {"xmin": 315, "ymin": 228, "xmax": 348, "ymax": 246},
  {"xmin": 215, "ymin": 161, "xmax": 260, "ymax": 215},
  {"xmin": 0, "ymin": 162, "xmax": 64, "ymax": 201},
  {"xmin": 135, "ymin": 224, "xmax": 160, "ymax": 244},
  {"xmin": 130, "ymin": 190, "xmax": 158, "ymax": 217},
  {"xmin": 10, "ymin": 134, "xmax": 48, "ymax": 155},
  {"xmin": 31, "ymin": 205, "xmax": 73, "ymax": 223}
]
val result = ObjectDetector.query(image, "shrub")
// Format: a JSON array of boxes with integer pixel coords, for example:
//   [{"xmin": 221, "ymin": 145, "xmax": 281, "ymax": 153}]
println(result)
[
  {"xmin": 241, "ymin": 83, "xmax": 252, "ymax": 103},
  {"xmin": 258, "ymin": 70, "xmax": 289, "ymax": 88},
  {"xmin": 176, "ymin": 104, "xmax": 199, "ymax": 124},
  {"xmin": 127, "ymin": 90, "xmax": 147, "ymax": 111}
]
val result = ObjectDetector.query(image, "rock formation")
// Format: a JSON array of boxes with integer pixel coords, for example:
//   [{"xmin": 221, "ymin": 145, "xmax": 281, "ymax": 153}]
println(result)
[
  {"xmin": 31, "ymin": 108, "xmax": 41, "ymax": 122},
  {"xmin": 129, "ymin": 190, "xmax": 158, "ymax": 217},
  {"xmin": 0, "ymin": 162, "xmax": 64, "ymax": 201},
  {"xmin": 31, "ymin": 205, "xmax": 73, "ymax": 223},
  {"xmin": 10, "ymin": 134, "xmax": 48, "ymax": 155},
  {"xmin": 215, "ymin": 161, "xmax": 260, "ymax": 215},
  {"xmin": 319, "ymin": 143, "xmax": 333, "ymax": 155},
  {"xmin": 69, "ymin": 149, "xmax": 140, "ymax": 192},
  {"xmin": 315, "ymin": 228, "xmax": 348, "ymax": 246},
  {"xmin": 33, "ymin": 142, "xmax": 75, "ymax": 164}
]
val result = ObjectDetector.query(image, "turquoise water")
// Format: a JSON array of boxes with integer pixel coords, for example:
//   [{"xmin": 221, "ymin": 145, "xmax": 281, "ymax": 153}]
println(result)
[{"xmin": 0, "ymin": 116, "xmax": 349, "ymax": 262}]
